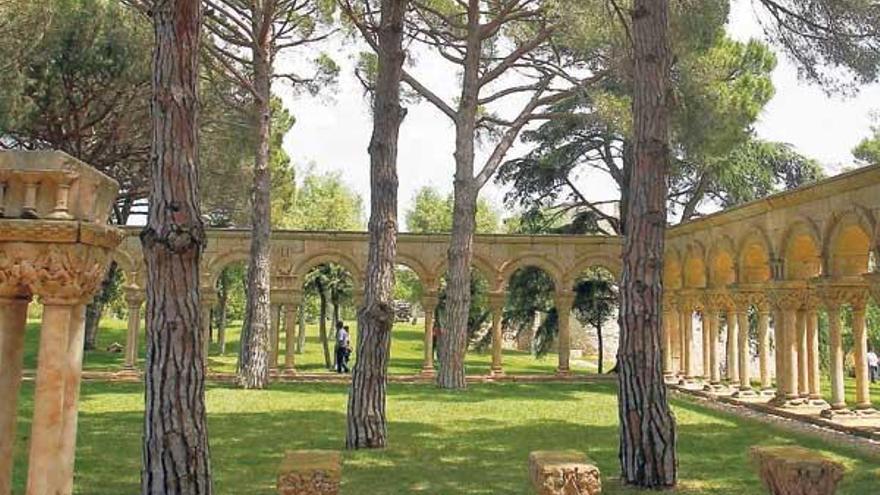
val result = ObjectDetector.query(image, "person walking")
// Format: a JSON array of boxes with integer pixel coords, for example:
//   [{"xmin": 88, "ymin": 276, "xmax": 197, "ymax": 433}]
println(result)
[
  {"xmin": 335, "ymin": 322, "xmax": 350, "ymax": 373},
  {"xmin": 868, "ymin": 347, "xmax": 879, "ymax": 384}
]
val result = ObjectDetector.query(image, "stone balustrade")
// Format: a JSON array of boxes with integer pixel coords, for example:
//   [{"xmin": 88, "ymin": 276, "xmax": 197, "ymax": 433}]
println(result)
[{"xmin": 0, "ymin": 151, "xmax": 122, "ymax": 495}]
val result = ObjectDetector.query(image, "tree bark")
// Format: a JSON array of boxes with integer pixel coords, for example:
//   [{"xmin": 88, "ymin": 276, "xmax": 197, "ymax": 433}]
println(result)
[
  {"xmin": 617, "ymin": 0, "xmax": 677, "ymax": 488},
  {"xmin": 237, "ymin": 7, "xmax": 274, "ymax": 389},
  {"xmin": 140, "ymin": 0, "xmax": 212, "ymax": 492},
  {"xmin": 437, "ymin": 0, "xmax": 481, "ymax": 390},
  {"xmin": 346, "ymin": 0, "xmax": 407, "ymax": 449}
]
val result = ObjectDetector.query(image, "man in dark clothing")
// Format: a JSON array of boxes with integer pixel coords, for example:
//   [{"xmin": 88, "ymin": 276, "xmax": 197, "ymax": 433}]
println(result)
[{"xmin": 335, "ymin": 321, "xmax": 350, "ymax": 373}]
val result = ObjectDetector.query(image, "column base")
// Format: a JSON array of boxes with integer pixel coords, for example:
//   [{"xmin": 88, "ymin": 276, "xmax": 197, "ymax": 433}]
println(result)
[
  {"xmin": 555, "ymin": 368, "xmax": 572, "ymax": 377},
  {"xmin": 281, "ymin": 367, "xmax": 297, "ymax": 376},
  {"xmin": 420, "ymin": 367, "xmax": 436, "ymax": 377},
  {"xmin": 768, "ymin": 396, "xmax": 808, "ymax": 409},
  {"xmin": 820, "ymin": 407, "xmax": 856, "ymax": 420},
  {"xmin": 731, "ymin": 388, "xmax": 759, "ymax": 399},
  {"xmin": 664, "ymin": 374, "xmax": 680, "ymax": 385},
  {"xmin": 759, "ymin": 388, "xmax": 777, "ymax": 397},
  {"xmin": 489, "ymin": 367, "xmax": 504, "ymax": 378},
  {"xmin": 703, "ymin": 382, "xmax": 731, "ymax": 394},
  {"xmin": 116, "ymin": 367, "xmax": 140, "ymax": 378},
  {"xmin": 806, "ymin": 397, "xmax": 830, "ymax": 408},
  {"xmin": 854, "ymin": 406, "xmax": 879, "ymax": 417},
  {"xmin": 678, "ymin": 377, "xmax": 703, "ymax": 390}
]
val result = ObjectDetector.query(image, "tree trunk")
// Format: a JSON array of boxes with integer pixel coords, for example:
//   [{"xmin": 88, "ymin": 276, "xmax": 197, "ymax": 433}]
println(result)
[
  {"xmin": 346, "ymin": 0, "xmax": 406, "ymax": 449},
  {"xmin": 438, "ymin": 1, "xmax": 481, "ymax": 390},
  {"xmin": 319, "ymin": 287, "xmax": 331, "ymax": 368},
  {"xmin": 83, "ymin": 262, "xmax": 118, "ymax": 350},
  {"xmin": 617, "ymin": 0, "xmax": 677, "ymax": 488},
  {"xmin": 237, "ymin": 16, "xmax": 273, "ymax": 389},
  {"xmin": 140, "ymin": 0, "xmax": 212, "ymax": 492}
]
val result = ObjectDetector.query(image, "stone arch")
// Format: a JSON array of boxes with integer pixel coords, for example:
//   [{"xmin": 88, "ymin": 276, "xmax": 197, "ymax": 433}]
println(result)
[
  {"xmin": 206, "ymin": 250, "xmax": 250, "ymax": 286},
  {"xmin": 708, "ymin": 235, "xmax": 737, "ymax": 288},
  {"xmin": 393, "ymin": 253, "xmax": 435, "ymax": 290},
  {"xmin": 824, "ymin": 207, "xmax": 875, "ymax": 277},
  {"xmin": 780, "ymin": 218, "xmax": 823, "ymax": 280},
  {"xmin": 736, "ymin": 226, "xmax": 774, "ymax": 284},
  {"xmin": 432, "ymin": 254, "xmax": 500, "ymax": 291},
  {"xmin": 663, "ymin": 246, "xmax": 684, "ymax": 290},
  {"xmin": 499, "ymin": 255, "xmax": 563, "ymax": 291},
  {"xmin": 683, "ymin": 241, "xmax": 708, "ymax": 288},
  {"xmin": 293, "ymin": 251, "xmax": 364, "ymax": 285},
  {"xmin": 570, "ymin": 255, "xmax": 623, "ymax": 285}
]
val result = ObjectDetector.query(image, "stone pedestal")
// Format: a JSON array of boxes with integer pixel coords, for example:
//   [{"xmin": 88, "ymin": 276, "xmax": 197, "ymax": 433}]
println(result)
[
  {"xmin": 750, "ymin": 446, "xmax": 844, "ymax": 495},
  {"xmin": 528, "ymin": 450, "xmax": 601, "ymax": 495},
  {"xmin": 277, "ymin": 450, "xmax": 342, "ymax": 495}
]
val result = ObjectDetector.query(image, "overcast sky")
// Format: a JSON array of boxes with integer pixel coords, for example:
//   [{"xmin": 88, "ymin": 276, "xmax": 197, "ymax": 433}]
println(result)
[{"xmin": 275, "ymin": 0, "xmax": 880, "ymax": 224}]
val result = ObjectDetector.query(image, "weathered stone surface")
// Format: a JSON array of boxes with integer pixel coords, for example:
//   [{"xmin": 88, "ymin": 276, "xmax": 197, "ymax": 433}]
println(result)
[
  {"xmin": 277, "ymin": 450, "xmax": 342, "ymax": 495},
  {"xmin": 528, "ymin": 450, "xmax": 601, "ymax": 495},
  {"xmin": 750, "ymin": 446, "xmax": 845, "ymax": 495}
]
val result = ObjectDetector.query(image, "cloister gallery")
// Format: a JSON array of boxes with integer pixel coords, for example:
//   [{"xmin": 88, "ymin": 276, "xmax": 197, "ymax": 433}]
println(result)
[{"xmin": 2, "ymin": 151, "xmax": 880, "ymax": 491}]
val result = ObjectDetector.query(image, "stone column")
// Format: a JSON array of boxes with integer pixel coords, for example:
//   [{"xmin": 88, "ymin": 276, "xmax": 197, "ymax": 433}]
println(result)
[
  {"xmin": 806, "ymin": 308, "xmax": 824, "ymax": 405},
  {"xmin": 58, "ymin": 304, "xmax": 86, "ymax": 495},
  {"xmin": 757, "ymin": 305, "xmax": 772, "ymax": 392},
  {"xmin": 662, "ymin": 298, "xmax": 677, "ymax": 378},
  {"xmin": 555, "ymin": 291, "xmax": 575, "ymax": 375},
  {"xmin": 488, "ymin": 292, "xmax": 505, "ymax": 376},
  {"xmin": 269, "ymin": 303, "xmax": 281, "ymax": 369},
  {"xmin": 123, "ymin": 291, "xmax": 143, "ymax": 370},
  {"xmin": 708, "ymin": 310, "xmax": 722, "ymax": 387},
  {"xmin": 821, "ymin": 304, "xmax": 848, "ymax": 416},
  {"xmin": 733, "ymin": 299, "xmax": 752, "ymax": 395},
  {"xmin": 769, "ymin": 288, "xmax": 803, "ymax": 407},
  {"xmin": 701, "ymin": 310, "xmax": 712, "ymax": 383},
  {"xmin": 199, "ymin": 293, "xmax": 216, "ymax": 366},
  {"xmin": 726, "ymin": 309, "xmax": 739, "ymax": 388},
  {"xmin": 679, "ymin": 305, "xmax": 695, "ymax": 383},
  {"xmin": 796, "ymin": 309, "xmax": 808, "ymax": 398},
  {"xmin": 772, "ymin": 309, "xmax": 784, "ymax": 393},
  {"xmin": 283, "ymin": 293, "xmax": 302, "ymax": 373},
  {"xmin": 421, "ymin": 293, "xmax": 439, "ymax": 376},
  {"xmin": 0, "ymin": 297, "xmax": 30, "ymax": 495},
  {"xmin": 852, "ymin": 303, "xmax": 874, "ymax": 412},
  {"xmin": 26, "ymin": 301, "xmax": 77, "ymax": 495}
]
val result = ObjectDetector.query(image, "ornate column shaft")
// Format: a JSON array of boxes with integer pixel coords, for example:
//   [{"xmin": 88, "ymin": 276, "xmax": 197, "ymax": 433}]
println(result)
[
  {"xmin": 283, "ymin": 293, "xmax": 302, "ymax": 372},
  {"xmin": 757, "ymin": 306, "xmax": 772, "ymax": 391},
  {"xmin": 853, "ymin": 304, "xmax": 872, "ymax": 410},
  {"xmin": 269, "ymin": 303, "xmax": 281, "ymax": 369},
  {"xmin": 806, "ymin": 309, "xmax": 822, "ymax": 402},
  {"xmin": 726, "ymin": 309, "xmax": 739, "ymax": 387},
  {"xmin": 796, "ymin": 309, "xmax": 808, "ymax": 398},
  {"xmin": 421, "ymin": 293, "xmax": 439, "ymax": 375},
  {"xmin": 123, "ymin": 291, "xmax": 143, "ymax": 370},
  {"xmin": 0, "ymin": 297, "xmax": 30, "ymax": 495},
  {"xmin": 555, "ymin": 291, "xmax": 575, "ymax": 375}
]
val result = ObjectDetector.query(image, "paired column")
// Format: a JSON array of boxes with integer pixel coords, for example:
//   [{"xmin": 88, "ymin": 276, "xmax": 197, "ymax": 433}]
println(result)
[
  {"xmin": 708, "ymin": 310, "xmax": 722, "ymax": 387},
  {"xmin": 852, "ymin": 303, "xmax": 874, "ymax": 411},
  {"xmin": 283, "ymin": 293, "xmax": 302, "ymax": 372},
  {"xmin": 757, "ymin": 306, "xmax": 772, "ymax": 392},
  {"xmin": 678, "ymin": 302, "xmax": 695, "ymax": 383},
  {"xmin": 0, "ymin": 297, "xmax": 30, "ymax": 495},
  {"xmin": 488, "ymin": 293, "xmax": 505, "ymax": 376},
  {"xmin": 701, "ymin": 310, "xmax": 712, "ymax": 383},
  {"xmin": 733, "ymin": 300, "xmax": 753, "ymax": 395},
  {"xmin": 725, "ymin": 309, "xmax": 739, "ymax": 388},
  {"xmin": 269, "ymin": 303, "xmax": 281, "ymax": 369},
  {"xmin": 26, "ymin": 299, "xmax": 89, "ymax": 495},
  {"xmin": 823, "ymin": 303, "xmax": 847, "ymax": 414},
  {"xmin": 555, "ymin": 291, "xmax": 575, "ymax": 375},
  {"xmin": 421, "ymin": 293, "xmax": 439, "ymax": 376},
  {"xmin": 769, "ymin": 288, "xmax": 803, "ymax": 407},
  {"xmin": 123, "ymin": 290, "xmax": 143, "ymax": 370},
  {"xmin": 805, "ymin": 307, "xmax": 824, "ymax": 405},
  {"xmin": 796, "ymin": 310, "xmax": 808, "ymax": 398}
]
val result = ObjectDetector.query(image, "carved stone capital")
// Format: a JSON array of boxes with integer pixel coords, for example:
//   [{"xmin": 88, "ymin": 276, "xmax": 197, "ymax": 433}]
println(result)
[
  {"xmin": 815, "ymin": 277, "xmax": 869, "ymax": 310},
  {"xmin": 704, "ymin": 290, "xmax": 732, "ymax": 312},
  {"xmin": 554, "ymin": 290, "xmax": 575, "ymax": 311},
  {"xmin": 0, "ymin": 242, "xmax": 115, "ymax": 304},
  {"xmin": 487, "ymin": 292, "xmax": 506, "ymax": 312}
]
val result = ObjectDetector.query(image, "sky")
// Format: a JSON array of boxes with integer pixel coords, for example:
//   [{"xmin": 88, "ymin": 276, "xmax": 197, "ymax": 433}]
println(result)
[{"xmin": 275, "ymin": 0, "xmax": 880, "ymax": 224}]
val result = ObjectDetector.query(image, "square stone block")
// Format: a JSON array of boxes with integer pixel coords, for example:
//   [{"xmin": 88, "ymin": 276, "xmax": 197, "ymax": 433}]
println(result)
[
  {"xmin": 528, "ymin": 450, "xmax": 601, "ymax": 495},
  {"xmin": 277, "ymin": 450, "xmax": 342, "ymax": 495},
  {"xmin": 750, "ymin": 446, "xmax": 845, "ymax": 495}
]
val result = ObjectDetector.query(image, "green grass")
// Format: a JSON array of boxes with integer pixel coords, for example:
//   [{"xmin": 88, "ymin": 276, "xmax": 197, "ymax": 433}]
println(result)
[
  {"xmin": 8, "ymin": 381, "xmax": 879, "ymax": 494},
  {"xmin": 22, "ymin": 318, "xmax": 592, "ymax": 376}
]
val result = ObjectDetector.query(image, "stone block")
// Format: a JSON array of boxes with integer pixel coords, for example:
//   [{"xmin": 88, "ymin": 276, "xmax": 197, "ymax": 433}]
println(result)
[
  {"xmin": 750, "ymin": 446, "xmax": 845, "ymax": 495},
  {"xmin": 277, "ymin": 450, "xmax": 342, "ymax": 495},
  {"xmin": 528, "ymin": 450, "xmax": 601, "ymax": 495}
]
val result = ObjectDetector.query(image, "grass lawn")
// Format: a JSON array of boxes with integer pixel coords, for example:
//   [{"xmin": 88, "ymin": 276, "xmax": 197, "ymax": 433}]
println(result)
[
  {"xmin": 8, "ymin": 381, "xmax": 880, "ymax": 494},
  {"xmin": 22, "ymin": 318, "xmax": 592, "ymax": 376}
]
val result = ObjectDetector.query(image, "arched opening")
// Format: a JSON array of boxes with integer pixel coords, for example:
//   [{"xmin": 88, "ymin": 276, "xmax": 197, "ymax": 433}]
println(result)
[
  {"xmin": 684, "ymin": 245, "xmax": 707, "ymax": 289},
  {"xmin": 709, "ymin": 246, "xmax": 736, "ymax": 288},
  {"xmin": 739, "ymin": 234, "xmax": 772, "ymax": 284},
  {"xmin": 389, "ymin": 263, "xmax": 428, "ymax": 374},
  {"xmin": 783, "ymin": 225, "xmax": 822, "ymax": 280},
  {"xmin": 829, "ymin": 222, "xmax": 872, "ymax": 277},
  {"xmin": 571, "ymin": 266, "xmax": 619, "ymax": 374},
  {"xmin": 211, "ymin": 261, "xmax": 247, "ymax": 366},
  {"xmin": 300, "ymin": 261, "xmax": 356, "ymax": 372},
  {"xmin": 664, "ymin": 252, "xmax": 683, "ymax": 291},
  {"xmin": 84, "ymin": 264, "xmax": 131, "ymax": 368},
  {"xmin": 499, "ymin": 265, "xmax": 561, "ymax": 373}
]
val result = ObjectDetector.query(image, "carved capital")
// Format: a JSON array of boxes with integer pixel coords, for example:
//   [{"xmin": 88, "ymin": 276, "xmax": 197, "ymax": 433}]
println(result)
[
  {"xmin": 421, "ymin": 292, "xmax": 439, "ymax": 311},
  {"xmin": 0, "ymin": 242, "xmax": 115, "ymax": 304},
  {"xmin": 487, "ymin": 292, "xmax": 506, "ymax": 312},
  {"xmin": 768, "ymin": 288, "xmax": 806, "ymax": 312},
  {"xmin": 704, "ymin": 290, "xmax": 732, "ymax": 312},
  {"xmin": 554, "ymin": 290, "xmax": 575, "ymax": 311},
  {"xmin": 816, "ymin": 278, "xmax": 869, "ymax": 310}
]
